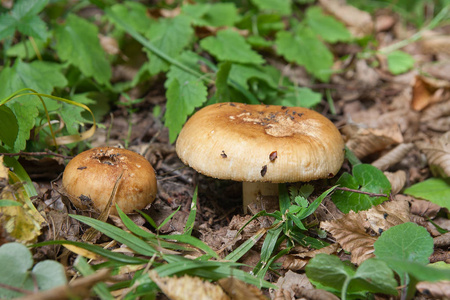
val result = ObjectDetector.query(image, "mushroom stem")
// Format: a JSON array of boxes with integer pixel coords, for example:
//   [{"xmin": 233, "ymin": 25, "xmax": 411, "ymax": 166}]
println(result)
[{"xmin": 242, "ymin": 182, "xmax": 279, "ymax": 213}]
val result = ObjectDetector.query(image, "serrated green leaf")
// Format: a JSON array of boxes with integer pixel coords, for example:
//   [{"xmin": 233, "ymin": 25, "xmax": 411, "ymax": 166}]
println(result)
[
  {"xmin": 164, "ymin": 52, "xmax": 208, "ymax": 143},
  {"xmin": 229, "ymin": 63, "xmax": 277, "ymax": 89},
  {"xmin": 55, "ymin": 14, "xmax": 111, "ymax": 84},
  {"xmin": 306, "ymin": 254, "xmax": 397, "ymax": 295},
  {"xmin": 250, "ymin": 0, "xmax": 292, "ymax": 15},
  {"xmin": 200, "ymin": 29, "xmax": 264, "ymax": 64},
  {"xmin": 387, "ymin": 50, "xmax": 415, "ymax": 75},
  {"xmin": 0, "ymin": 0, "xmax": 48, "ymax": 40},
  {"xmin": 404, "ymin": 178, "xmax": 450, "ymax": 210},
  {"xmin": 145, "ymin": 15, "xmax": 194, "ymax": 75},
  {"xmin": 182, "ymin": 3, "xmax": 239, "ymax": 27},
  {"xmin": 110, "ymin": 2, "xmax": 154, "ymax": 34},
  {"xmin": 0, "ymin": 60, "xmax": 67, "ymax": 152},
  {"xmin": 6, "ymin": 38, "xmax": 46, "ymax": 59},
  {"xmin": 306, "ymin": 7, "xmax": 352, "ymax": 43},
  {"xmin": 332, "ymin": 164, "xmax": 391, "ymax": 213},
  {"xmin": 275, "ymin": 28, "xmax": 333, "ymax": 82},
  {"xmin": 279, "ymin": 87, "xmax": 322, "ymax": 108},
  {"xmin": 0, "ymin": 105, "xmax": 18, "ymax": 147}
]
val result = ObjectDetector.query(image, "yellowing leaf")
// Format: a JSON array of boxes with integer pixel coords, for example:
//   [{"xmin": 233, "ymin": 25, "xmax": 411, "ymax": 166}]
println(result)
[
  {"xmin": 63, "ymin": 244, "xmax": 100, "ymax": 260},
  {"xmin": 0, "ymin": 156, "xmax": 7, "ymax": 179}
]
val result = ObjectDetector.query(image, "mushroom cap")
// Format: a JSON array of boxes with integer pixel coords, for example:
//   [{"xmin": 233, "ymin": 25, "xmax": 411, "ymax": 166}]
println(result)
[
  {"xmin": 176, "ymin": 102, "xmax": 344, "ymax": 183},
  {"xmin": 62, "ymin": 147, "xmax": 157, "ymax": 215}
]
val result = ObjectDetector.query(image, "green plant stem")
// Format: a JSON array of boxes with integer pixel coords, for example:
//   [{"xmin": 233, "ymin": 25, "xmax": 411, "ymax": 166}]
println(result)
[
  {"xmin": 341, "ymin": 276, "xmax": 352, "ymax": 300},
  {"xmin": 379, "ymin": 5, "xmax": 449, "ymax": 54}
]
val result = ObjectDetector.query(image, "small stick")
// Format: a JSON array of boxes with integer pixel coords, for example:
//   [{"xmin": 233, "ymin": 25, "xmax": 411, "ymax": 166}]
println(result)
[
  {"xmin": 0, "ymin": 150, "xmax": 72, "ymax": 159},
  {"xmin": 334, "ymin": 186, "xmax": 388, "ymax": 198}
]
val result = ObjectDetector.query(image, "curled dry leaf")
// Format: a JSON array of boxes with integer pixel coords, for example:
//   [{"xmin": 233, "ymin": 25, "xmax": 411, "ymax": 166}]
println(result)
[
  {"xmin": 412, "ymin": 75, "xmax": 450, "ymax": 111},
  {"xmin": 318, "ymin": 0, "xmax": 373, "ymax": 37},
  {"xmin": 372, "ymin": 143, "xmax": 415, "ymax": 171},
  {"xmin": 421, "ymin": 100, "xmax": 450, "ymax": 123},
  {"xmin": 421, "ymin": 35, "xmax": 450, "ymax": 56},
  {"xmin": 407, "ymin": 195, "xmax": 442, "ymax": 218},
  {"xmin": 218, "ymin": 277, "xmax": 268, "ymax": 300},
  {"xmin": 417, "ymin": 281, "xmax": 450, "ymax": 298},
  {"xmin": 272, "ymin": 270, "xmax": 314, "ymax": 300},
  {"xmin": 321, "ymin": 200, "xmax": 410, "ymax": 264},
  {"xmin": 416, "ymin": 132, "xmax": 450, "ymax": 177},
  {"xmin": 272, "ymin": 289, "xmax": 291, "ymax": 300},
  {"xmin": 434, "ymin": 232, "xmax": 450, "ymax": 248},
  {"xmin": 342, "ymin": 124, "xmax": 404, "ymax": 158},
  {"xmin": 149, "ymin": 271, "xmax": 230, "ymax": 300},
  {"xmin": 283, "ymin": 244, "xmax": 339, "ymax": 271},
  {"xmin": 383, "ymin": 170, "xmax": 407, "ymax": 194}
]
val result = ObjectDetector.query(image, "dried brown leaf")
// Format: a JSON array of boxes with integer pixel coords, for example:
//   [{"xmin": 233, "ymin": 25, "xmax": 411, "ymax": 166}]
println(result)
[
  {"xmin": 293, "ymin": 286, "xmax": 340, "ymax": 300},
  {"xmin": 149, "ymin": 272, "xmax": 230, "ymax": 300},
  {"xmin": 408, "ymin": 196, "xmax": 441, "ymax": 218},
  {"xmin": 416, "ymin": 132, "xmax": 450, "ymax": 177},
  {"xmin": 272, "ymin": 271, "xmax": 314, "ymax": 300},
  {"xmin": 318, "ymin": 0, "xmax": 373, "ymax": 37},
  {"xmin": 342, "ymin": 124, "xmax": 404, "ymax": 158},
  {"xmin": 434, "ymin": 232, "xmax": 450, "ymax": 248},
  {"xmin": 421, "ymin": 35, "xmax": 450, "ymax": 56},
  {"xmin": 98, "ymin": 34, "xmax": 119, "ymax": 55},
  {"xmin": 421, "ymin": 99, "xmax": 450, "ymax": 122},
  {"xmin": 218, "ymin": 277, "xmax": 268, "ymax": 300},
  {"xmin": 412, "ymin": 75, "xmax": 450, "ymax": 111},
  {"xmin": 283, "ymin": 244, "xmax": 339, "ymax": 271},
  {"xmin": 383, "ymin": 170, "xmax": 407, "ymax": 194},
  {"xmin": 372, "ymin": 143, "xmax": 415, "ymax": 171},
  {"xmin": 417, "ymin": 281, "xmax": 450, "ymax": 298},
  {"xmin": 272, "ymin": 289, "xmax": 291, "ymax": 300},
  {"xmin": 321, "ymin": 200, "xmax": 410, "ymax": 264}
]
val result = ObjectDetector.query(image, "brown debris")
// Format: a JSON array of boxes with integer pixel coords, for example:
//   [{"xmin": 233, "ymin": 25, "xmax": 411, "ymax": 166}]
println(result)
[
  {"xmin": 417, "ymin": 281, "xmax": 450, "ymax": 299},
  {"xmin": 372, "ymin": 143, "xmax": 415, "ymax": 171},
  {"xmin": 416, "ymin": 132, "xmax": 450, "ymax": 177}
]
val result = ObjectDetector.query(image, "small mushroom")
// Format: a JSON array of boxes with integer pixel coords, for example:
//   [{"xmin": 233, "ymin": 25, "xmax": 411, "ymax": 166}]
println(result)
[
  {"xmin": 62, "ymin": 147, "xmax": 157, "ymax": 215},
  {"xmin": 176, "ymin": 102, "xmax": 344, "ymax": 213}
]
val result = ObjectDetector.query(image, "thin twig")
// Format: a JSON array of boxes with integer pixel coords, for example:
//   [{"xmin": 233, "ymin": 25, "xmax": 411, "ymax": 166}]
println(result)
[
  {"xmin": 334, "ymin": 186, "xmax": 388, "ymax": 198},
  {"xmin": 0, "ymin": 150, "xmax": 72, "ymax": 159}
]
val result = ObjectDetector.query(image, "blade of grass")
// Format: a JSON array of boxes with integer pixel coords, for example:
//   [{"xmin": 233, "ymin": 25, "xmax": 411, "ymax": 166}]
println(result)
[
  {"xmin": 253, "ymin": 223, "xmax": 283, "ymax": 276},
  {"xmin": 74, "ymin": 256, "xmax": 113, "ymax": 300},
  {"xmin": 184, "ymin": 186, "xmax": 198, "ymax": 236},
  {"xmin": 70, "ymin": 214, "xmax": 157, "ymax": 256},
  {"xmin": 279, "ymin": 184, "xmax": 290, "ymax": 214},
  {"xmin": 224, "ymin": 228, "xmax": 266, "ymax": 262},
  {"xmin": 157, "ymin": 206, "xmax": 181, "ymax": 231},
  {"xmin": 158, "ymin": 234, "xmax": 219, "ymax": 259}
]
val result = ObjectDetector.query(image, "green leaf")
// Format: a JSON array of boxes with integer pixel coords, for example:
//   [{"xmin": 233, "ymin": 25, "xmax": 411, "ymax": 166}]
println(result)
[
  {"xmin": 182, "ymin": 3, "xmax": 239, "ymax": 27},
  {"xmin": 306, "ymin": 7, "xmax": 352, "ymax": 43},
  {"xmin": 387, "ymin": 50, "xmax": 415, "ymax": 75},
  {"xmin": 184, "ymin": 186, "xmax": 198, "ymax": 236},
  {"xmin": 332, "ymin": 164, "xmax": 391, "ymax": 213},
  {"xmin": 200, "ymin": 29, "xmax": 264, "ymax": 64},
  {"xmin": 0, "ymin": 199, "xmax": 22, "ymax": 207},
  {"xmin": 55, "ymin": 13, "xmax": 111, "ymax": 84},
  {"xmin": 229, "ymin": 64, "xmax": 277, "ymax": 90},
  {"xmin": 306, "ymin": 254, "xmax": 397, "ymax": 296},
  {"xmin": 6, "ymin": 38, "xmax": 46, "ymax": 59},
  {"xmin": 0, "ymin": 242, "xmax": 66, "ymax": 298},
  {"xmin": 404, "ymin": 178, "xmax": 450, "ymax": 210},
  {"xmin": 275, "ymin": 28, "xmax": 333, "ymax": 82},
  {"xmin": 164, "ymin": 52, "xmax": 208, "ymax": 143},
  {"xmin": 146, "ymin": 15, "xmax": 194, "ymax": 75},
  {"xmin": 381, "ymin": 259, "xmax": 450, "ymax": 282},
  {"xmin": 250, "ymin": 0, "xmax": 292, "ymax": 15},
  {"xmin": 110, "ymin": 2, "xmax": 154, "ymax": 34},
  {"xmin": 279, "ymin": 87, "xmax": 322, "ymax": 108},
  {"xmin": 374, "ymin": 222, "xmax": 434, "ymax": 265},
  {"xmin": 74, "ymin": 256, "xmax": 113, "ymax": 300},
  {"xmin": 0, "ymin": 60, "xmax": 67, "ymax": 152},
  {"xmin": 215, "ymin": 62, "xmax": 232, "ymax": 102},
  {"xmin": 0, "ymin": 0, "xmax": 48, "ymax": 40},
  {"xmin": 0, "ymin": 105, "xmax": 18, "ymax": 148}
]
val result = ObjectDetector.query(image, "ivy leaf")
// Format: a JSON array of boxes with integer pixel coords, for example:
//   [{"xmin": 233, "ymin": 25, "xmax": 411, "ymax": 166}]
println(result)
[
  {"xmin": 55, "ymin": 13, "xmax": 112, "ymax": 85},
  {"xmin": 164, "ymin": 52, "xmax": 208, "ymax": 143},
  {"xmin": 145, "ymin": 15, "xmax": 194, "ymax": 75},
  {"xmin": 374, "ymin": 223, "xmax": 434, "ymax": 283},
  {"xmin": 250, "ymin": 0, "xmax": 292, "ymax": 15},
  {"xmin": 306, "ymin": 254, "xmax": 397, "ymax": 295},
  {"xmin": 0, "ymin": 0, "xmax": 48, "ymax": 41},
  {"xmin": 0, "ymin": 60, "xmax": 67, "ymax": 152},
  {"xmin": 404, "ymin": 178, "xmax": 450, "ymax": 210},
  {"xmin": 275, "ymin": 27, "xmax": 333, "ymax": 82},
  {"xmin": 182, "ymin": 3, "xmax": 239, "ymax": 27},
  {"xmin": 306, "ymin": 7, "xmax": 352, "ymax": 43},
  {"xmin": 110, "ymin": 2, "xmax": 154, "ymax": 34},
  {"xmin": 331, "ymin": 164, "xmax": 391, "ymax": 213},
  {"xmin": 387, "ymin": 50, "xmax": 415, "ymax": 75},
  {"xmin": 200, "ymin": 29, "xmax": 264, "ymax": 65},
  {"xmin": 0, "ymin": 106, "xmax": 19, "ymax": 148}
]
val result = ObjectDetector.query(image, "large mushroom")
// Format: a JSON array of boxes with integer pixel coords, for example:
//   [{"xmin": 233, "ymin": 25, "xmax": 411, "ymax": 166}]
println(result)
[
  {"xmin": 62, "ymin": 147, "xmax": 157, "ymax": 215},
  {"xmin": 176, "ymin": 102, "xmax": 344, "ymax": 212}
]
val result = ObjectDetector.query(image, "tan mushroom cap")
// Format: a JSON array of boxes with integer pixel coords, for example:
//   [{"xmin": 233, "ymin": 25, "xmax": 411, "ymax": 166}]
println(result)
[
  {"xmin": 62, "ymin": 147, "xmax": 157, "ymax": 215},
  {"xmin": 176, "ymin": 102, "xmax": 345, "ymax": 183}
]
